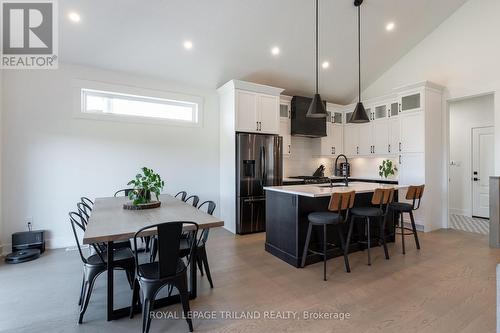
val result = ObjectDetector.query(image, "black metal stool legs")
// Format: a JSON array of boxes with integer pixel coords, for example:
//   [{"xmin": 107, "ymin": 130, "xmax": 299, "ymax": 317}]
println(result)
[
  {"xmin": 344, "ymin": 216, "xmax": 355, "ymax": 272},
  {"xmin": 400, "ymin": 212, "xmax": 406, "ymax": 255},
  {"xmin": 380, "ymin": 215, "xmax": 390, "ymax": 260},
  {"xmin": 337, "ymin": 224, "xmax": 351, "ymax": 273},
  {"xmin": 301, "ymin": 223, "xmax": 313, "ymax": 268},
  {"xmin": 366, "ymin": 217, "xmax": 371, "ymax": 266},
  {"xmin": 409, "ymin": 211, "xmax": 421, "ymax": 250}
]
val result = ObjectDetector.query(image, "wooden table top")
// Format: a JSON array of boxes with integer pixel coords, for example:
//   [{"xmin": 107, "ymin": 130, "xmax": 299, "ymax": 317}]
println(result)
[{"xmin": 83, "ymin": 194, "xmax": 224, "ymax": 244}]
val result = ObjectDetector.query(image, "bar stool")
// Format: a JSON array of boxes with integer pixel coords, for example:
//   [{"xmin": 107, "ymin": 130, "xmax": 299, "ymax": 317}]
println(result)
[
  {"xmin": 301, "ymin": 191, "xmax": 356, "ymax": 281},
  {"xmin": 389, "ymin": 185, "xmax": 424, "ymax": 254},
  {"xmin": 345, "ymin": 188, "xmax": 394, "ymax": 266}
]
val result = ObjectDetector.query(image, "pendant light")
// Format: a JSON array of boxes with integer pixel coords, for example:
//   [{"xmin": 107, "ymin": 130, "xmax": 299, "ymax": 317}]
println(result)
[
  {"xmin": 306, "ymin": 0, "xmax": 327, "ymax": 118},
  {"xmin": 349, "ymin": 0, "xmax": 370, "ymax": 123}
]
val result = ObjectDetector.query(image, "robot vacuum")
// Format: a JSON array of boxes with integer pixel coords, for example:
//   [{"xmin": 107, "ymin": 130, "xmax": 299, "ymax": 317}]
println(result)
[{"xmin": 5, "ymin": 249, "xmax": 41, "ymax": 264}]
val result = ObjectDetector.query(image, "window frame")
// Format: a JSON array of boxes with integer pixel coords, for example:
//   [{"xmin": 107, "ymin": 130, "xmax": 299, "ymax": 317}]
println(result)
[{"xmin": 73, "ymin": 80, "xmax": 203, "ymax": 127}]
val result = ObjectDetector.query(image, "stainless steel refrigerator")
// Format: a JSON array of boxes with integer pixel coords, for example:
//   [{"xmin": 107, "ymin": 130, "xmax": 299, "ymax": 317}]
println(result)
[{"xmin": 236, "ymin": 133, "xmax": 282, "ymax": 234}]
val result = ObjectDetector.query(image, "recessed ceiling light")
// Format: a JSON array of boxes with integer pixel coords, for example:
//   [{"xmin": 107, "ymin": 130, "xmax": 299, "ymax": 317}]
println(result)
[
  {"xmin": 183, "ymin": 40, "xmax": 193, "ymax": 50},
  {"xmin": 322, "ymin": 61, "xmax": 330, "ymax": 69},
  {"xmin": 271, "ymin": 46, "xmax": 280, "ymax": 56},
  {"xmin": 386, "ymin": 22, "xmax": 395, "ymax": 31},
  {"xmin": 68, "ymin": 12, "xmax": 81, "ymax": 23}
]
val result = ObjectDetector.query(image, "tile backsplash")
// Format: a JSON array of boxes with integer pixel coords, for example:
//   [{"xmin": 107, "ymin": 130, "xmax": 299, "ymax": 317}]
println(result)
[
  {"xmin": 283, "ymin": 136, "xmax": 398, "ymax": 180},
  {"xmin": 283, "ymin": 137, "xmax": 334, "ymax": 177}
]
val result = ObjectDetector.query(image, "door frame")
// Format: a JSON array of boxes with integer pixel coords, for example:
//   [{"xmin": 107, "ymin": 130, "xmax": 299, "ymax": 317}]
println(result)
[
  {"xmin": 444, "ymin": 91, "xmax": 496, "ymax": 228},
  {"xmin": 471, "ymin": 126, "xmax": 494, "ymax": 218}
]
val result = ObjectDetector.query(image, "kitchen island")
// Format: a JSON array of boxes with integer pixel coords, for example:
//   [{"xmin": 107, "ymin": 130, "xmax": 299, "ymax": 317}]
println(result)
[{"xmin": 264, "ymin": 182, "xmax": 404, "ymax": 267}]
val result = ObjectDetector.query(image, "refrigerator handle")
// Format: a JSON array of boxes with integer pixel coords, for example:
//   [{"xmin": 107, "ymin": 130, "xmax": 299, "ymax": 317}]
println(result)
[{"xmin": 261, "ymin": 146, "xmax": 267, "ymax": 186}]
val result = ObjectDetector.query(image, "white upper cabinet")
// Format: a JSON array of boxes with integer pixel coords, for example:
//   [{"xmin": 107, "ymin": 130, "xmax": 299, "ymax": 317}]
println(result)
[
  {"xmin": 358, "ymin": 122, "xmax": 373, "ymax": 156},
  {"xmin": 344, "ymin": 124, "xmax": 360, "ymax": 156},
  {"xmin": 331, "ymin": 124, "xmax": 343, "ymax": 156},
  {"xmin": 374, "ymin": 104, "xmax": 388, "ymax": 120},
  {"xmin": 400, "ymin": 111, "xmax": 424, "ymax": 153},
  {"xmin": 373, "ymin": 120, "xmax": 389, "ymax": 155},
  {"xmin": 399, "ymin": 90, "xmax": 422, "ymax": 113},
  {"xmin": 313, "ymin": 104, "xmax": 344, "ymax": 157},
  {"xmin": 389, "ymin": 101, "xmax": 399, "ymax": 118},
  {"xmin": 235, "ymin": 90, "xmax": 259, "ymax": 132},
  {"xmin": 279, "ymin": 98, "xmax": 292, "ymax": 155},
  {"xmin": 388, "ymin": 118, "xmax": 400, "ymax": 155},
  {"xmin": 258, "ymin": 94, "xmax": 280, "ymax": 134},
  {"xmin": 219, "ymin": 80, "xmax": 284, "ymax": 135}
]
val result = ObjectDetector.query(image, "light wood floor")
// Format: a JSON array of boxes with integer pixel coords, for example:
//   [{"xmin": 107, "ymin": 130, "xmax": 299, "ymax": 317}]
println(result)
[{"xmin": 0, "ymin": 227, "xmax": 498, "ymax": 332}]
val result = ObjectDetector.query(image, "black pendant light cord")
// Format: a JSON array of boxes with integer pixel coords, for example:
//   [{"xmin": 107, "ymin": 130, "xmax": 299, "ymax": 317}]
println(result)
[
  {"xmin": 357, "ymin": 5, "xmax": 361, "ymax": 103},
  {"xmin": 315, "ymin": 0, "xmax": 319, "ymax": 94}
]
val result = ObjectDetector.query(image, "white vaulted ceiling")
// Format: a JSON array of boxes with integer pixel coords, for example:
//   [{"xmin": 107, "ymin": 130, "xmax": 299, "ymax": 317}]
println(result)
[{"xmin": 59, "ymin": 0, "xmax": 468, "ymax": 104}]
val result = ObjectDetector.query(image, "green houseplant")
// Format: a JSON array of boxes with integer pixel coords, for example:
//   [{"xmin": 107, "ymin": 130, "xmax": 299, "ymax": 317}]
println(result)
[
  {"xmin": 127, "ymin": 167, "xmax": 165, "ymax": 205},
  {"xmin": 379, "ymin": 159, "xmax": 397, "ymax": 179}
]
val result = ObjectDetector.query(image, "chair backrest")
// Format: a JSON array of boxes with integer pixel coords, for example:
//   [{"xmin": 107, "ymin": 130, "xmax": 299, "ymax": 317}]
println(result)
[
  {"xmin": 77, "ymin": 202, "xmax": 92, "ymax": 225},
  {"xmin": 81, "ymin": 197, "xmax": 94, "ymax": 208},
  {"xmin": 185, "ymin": 195, "xmax": 199, "ymax": 207},
  {"xmin": 69, "ymin": 211, "xmax": 104, "ymax": 265},
  {"xmin": 175, "ymin": 191, "xmax": 187, "ymax": 201},
  {"xmin": 133, "ymin": 221, "xmax": 198, "ymax": 279},
  {"xmin": 198, "ymin": 201, "xmax": 216, "ymax": 215},
  {"xmin": 371, "ymin": 188, "xmax": 395, "ymax": 212},
  {"xmin": 197, "ymin": 201, "xmax": 216, "ymax": 244},
  {"xmin": 114, "ymin": 189, "xmax": 134, "ymax": 197},
  {"xmin": 406, "ymin": 185, "xmax": 425, "ymax": 209},
  {"xmin": 328, "ymin": 191, "xmax": 356, "ymax": 214}
]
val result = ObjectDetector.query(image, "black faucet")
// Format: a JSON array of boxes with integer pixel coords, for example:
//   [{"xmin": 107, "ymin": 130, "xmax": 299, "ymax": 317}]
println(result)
[{"xmin": 334, "ymin": 154, "xmax": 349, "ymax": 187}]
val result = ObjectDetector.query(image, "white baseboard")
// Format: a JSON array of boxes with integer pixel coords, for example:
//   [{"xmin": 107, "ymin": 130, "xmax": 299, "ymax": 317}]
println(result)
[{"xmin": 449, "ymin": 208, "xmax": 471, "ymax": 217}]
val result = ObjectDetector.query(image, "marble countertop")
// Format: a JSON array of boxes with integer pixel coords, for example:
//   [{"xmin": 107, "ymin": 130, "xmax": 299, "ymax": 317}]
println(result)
[{"xmin": 264, "ymin": 181, "xmax": 405, "ymax": 198}]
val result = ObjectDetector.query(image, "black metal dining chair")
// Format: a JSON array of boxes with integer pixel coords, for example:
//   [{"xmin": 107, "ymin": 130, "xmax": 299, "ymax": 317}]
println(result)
[
  {"xmin": 130, "ymin": 221, "xmax": 198, "ymax": 333},
  {"xmin": 179, "ymin": 201, "xmax": 216, "ymax": 288},
  {"xmin": 184, "ymin": 195, "xmax": 199, "ymax": 207},
  {"xmin": 81, "ymin": 197, "xmax": 94, "ymax": 208},
  {"xmin": 69, "ymin": 211, "xmax": 135, "ymax": 324},
  {"xmin": 175, "ymin": 191, "xmax": 188, "ymax": 201}
]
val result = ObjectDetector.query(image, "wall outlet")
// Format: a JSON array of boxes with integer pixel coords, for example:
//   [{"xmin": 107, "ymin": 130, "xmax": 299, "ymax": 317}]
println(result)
[{"xmin": 26, "ymin": 217, "xmax": 33, "ymax": 230}]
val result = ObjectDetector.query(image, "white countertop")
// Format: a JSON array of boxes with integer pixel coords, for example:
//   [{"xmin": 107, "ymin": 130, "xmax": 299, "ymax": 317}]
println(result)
[{"xmin": 265, "ymin": 182, "xmax": 405, "ymax": 198}]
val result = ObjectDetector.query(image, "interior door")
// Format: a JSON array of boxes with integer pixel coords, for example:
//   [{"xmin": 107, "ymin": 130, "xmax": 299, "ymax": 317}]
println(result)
[{"xmin": 472, "ymin": 127, "xmax": 494, "ymax": 218}]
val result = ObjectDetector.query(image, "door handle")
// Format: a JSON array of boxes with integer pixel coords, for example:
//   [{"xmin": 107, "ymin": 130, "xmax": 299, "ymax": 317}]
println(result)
[
  {"xmin": 399, "ymin": 155, "xmax": 401, "ymax": 164},
  {"xmin": 356, "ymin": 146, "xmax": 359, "ymax": 154},
  {"xmin": 473, "ymin": 177, "xmax": 480, "ymax": 181},
  {"xmin": 243, "ymin": 198, "xmax": 266, "ymax": 203},
  {"xmin": 388, "ymin": 144, "xmax": 391, "ymax": 153},
  {"xmin": 399, "ymin": 142, "xmax": 402, "ymax": 152},
  {"xmin": 256, "ymin": 121, "xmax": 259, "ymax": 131}
]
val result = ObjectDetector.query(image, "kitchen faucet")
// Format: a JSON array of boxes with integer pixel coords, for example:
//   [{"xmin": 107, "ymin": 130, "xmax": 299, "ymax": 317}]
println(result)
[{"xmin": 334, "ymin": 154, "xmax": 349, "ymax": 187}]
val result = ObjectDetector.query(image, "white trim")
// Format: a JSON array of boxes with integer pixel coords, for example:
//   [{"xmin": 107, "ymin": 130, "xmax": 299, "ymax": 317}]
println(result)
[{"xmin": 72, "ymin": 79, "xmax": 204, "ymax": 128}]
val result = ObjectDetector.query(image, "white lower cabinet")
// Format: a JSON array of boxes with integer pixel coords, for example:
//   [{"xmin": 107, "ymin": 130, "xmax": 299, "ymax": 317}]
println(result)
[{"xmin": 398, "ymin": 152, "xmax": 425, "ymax": 186}]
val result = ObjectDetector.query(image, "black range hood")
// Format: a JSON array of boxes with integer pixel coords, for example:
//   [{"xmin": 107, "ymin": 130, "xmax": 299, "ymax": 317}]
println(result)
[{"xmin": 291, "ymin": 96, "xmax": 327, "ymax": 138}]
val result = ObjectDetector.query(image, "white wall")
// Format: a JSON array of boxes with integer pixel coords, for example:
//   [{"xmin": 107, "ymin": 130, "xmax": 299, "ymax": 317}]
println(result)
[
  {"xmin": 1, "ymin": 64, "xmax": 220, "ymax": 252},
  {"xmin": 449, "ymin": 94, "xmax": 494, "ymax": 216},
  {"xmin": 361, "ymin": 0, "xmax": 500, "ymax": 171}
]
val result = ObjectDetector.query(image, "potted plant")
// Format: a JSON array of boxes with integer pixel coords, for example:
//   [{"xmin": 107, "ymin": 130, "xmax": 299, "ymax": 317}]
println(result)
[
  {"xmin": 124, "ymin": 167, "xmax": 165, "ymax": 209},
  {"xmin": 378, "ymin": 159, "xmax": 397, "ymax": 179}
]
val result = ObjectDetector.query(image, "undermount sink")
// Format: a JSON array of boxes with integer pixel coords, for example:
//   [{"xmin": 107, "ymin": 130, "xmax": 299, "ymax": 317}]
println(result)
[{"xmin": 317, "ymin": 184, "xmax": 348, "ymax": 188}]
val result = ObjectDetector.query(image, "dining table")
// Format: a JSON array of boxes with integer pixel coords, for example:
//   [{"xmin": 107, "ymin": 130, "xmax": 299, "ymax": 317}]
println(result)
[{"xmin": 83, "ymin": 194, "xmax": 224, "ymax": 321}]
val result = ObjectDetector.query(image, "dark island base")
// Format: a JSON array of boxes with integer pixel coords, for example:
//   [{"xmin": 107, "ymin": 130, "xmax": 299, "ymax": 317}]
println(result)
[{"xmin": 265, "ymin": 190, "xmax": 398, "ymax": 268}]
